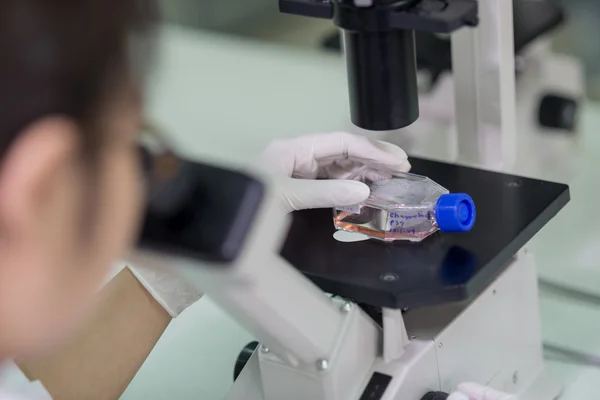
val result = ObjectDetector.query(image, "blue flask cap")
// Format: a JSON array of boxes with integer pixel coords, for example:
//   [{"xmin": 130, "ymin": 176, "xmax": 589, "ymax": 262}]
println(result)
[{"xmin": 435, "ymin": 194, "xmax": 476, "ymax": 233}]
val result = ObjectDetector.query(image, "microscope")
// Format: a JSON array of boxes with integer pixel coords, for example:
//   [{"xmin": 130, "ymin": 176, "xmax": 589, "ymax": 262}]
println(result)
[{"xmin": 136, "ymin": 1, "xmax": 571, "ymax": 399}]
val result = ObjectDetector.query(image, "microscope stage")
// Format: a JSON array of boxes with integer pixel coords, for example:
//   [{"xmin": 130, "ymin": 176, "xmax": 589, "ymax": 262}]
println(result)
[{"xmin": 282, "ymin": 158, "xmax": 569, "ymax": 310}]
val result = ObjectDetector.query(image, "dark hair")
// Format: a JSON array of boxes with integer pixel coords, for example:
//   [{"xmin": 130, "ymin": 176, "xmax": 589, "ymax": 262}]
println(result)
[{"xmin": 0, "ymin": 0, "xmax": 156, "ymax": 160}]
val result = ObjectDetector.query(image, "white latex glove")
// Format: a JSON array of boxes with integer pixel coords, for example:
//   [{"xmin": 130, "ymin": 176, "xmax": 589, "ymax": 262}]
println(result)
[{"xmin": 259, "ymin": 132, "xmax": 411, "ymax": 213}]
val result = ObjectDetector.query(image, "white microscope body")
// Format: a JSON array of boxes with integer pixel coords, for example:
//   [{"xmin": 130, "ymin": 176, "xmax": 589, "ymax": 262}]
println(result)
[
  {"xmin": 143, "ymin": 1, "xmax": 571, "ymax": 398},
  {"xmin": 229, "ymin": 0, "xmax": 563, "ymax": 398},
  {"xmin": 133, "ymin": 158, "xmax": 559, "ymax": 399}
]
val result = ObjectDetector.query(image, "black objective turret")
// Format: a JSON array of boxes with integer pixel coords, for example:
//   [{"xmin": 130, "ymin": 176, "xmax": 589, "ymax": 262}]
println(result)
[{"xmin": 280, "ymin": 0, "xmax": 478, "ymax": 131}]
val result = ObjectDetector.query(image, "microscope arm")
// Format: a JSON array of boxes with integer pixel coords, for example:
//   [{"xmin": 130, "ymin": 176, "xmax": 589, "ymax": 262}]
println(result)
[
  {"xmin": 451, "ymin": 0, "xmax": 517, "ymax": 168},
  {"xmin": 134, "ymin": 169, "xmax": 379, "ymax": 367}
]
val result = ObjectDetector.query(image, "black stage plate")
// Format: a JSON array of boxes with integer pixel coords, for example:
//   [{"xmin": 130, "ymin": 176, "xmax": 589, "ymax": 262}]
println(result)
[{"xmin": 281, "ymin": 158, "xmax": 570, "ymax": 309}]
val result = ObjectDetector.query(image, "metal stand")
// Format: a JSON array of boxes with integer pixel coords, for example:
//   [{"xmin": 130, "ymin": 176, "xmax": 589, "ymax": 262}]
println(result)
[
  {"xmin": 387, "ymin": 6, "xmax": 584, "ymax": 176},
  {"xmin": 451, "ymin": 0, "xmax": 517, "ymax": 170}
]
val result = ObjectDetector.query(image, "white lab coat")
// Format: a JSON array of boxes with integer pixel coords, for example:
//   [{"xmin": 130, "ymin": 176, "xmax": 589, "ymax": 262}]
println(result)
[{"xmin": 0, "ymin": 362, "xmax": 51, "ymax": 400}]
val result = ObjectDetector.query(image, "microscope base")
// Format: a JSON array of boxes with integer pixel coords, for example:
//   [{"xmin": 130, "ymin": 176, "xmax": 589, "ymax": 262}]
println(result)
[
  {"xmin": 229, "ymin": 354, "xmax": 562, "ymax": 400},
  {"xmin": 228, "ymin": 251, "xmax": 561, "ymax": 400}
]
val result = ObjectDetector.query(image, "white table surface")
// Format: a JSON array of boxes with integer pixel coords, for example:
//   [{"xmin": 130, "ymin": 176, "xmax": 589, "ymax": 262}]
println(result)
[{"xmin": 123, "ymin": 25, "xmax": 600, "ymax": 399}]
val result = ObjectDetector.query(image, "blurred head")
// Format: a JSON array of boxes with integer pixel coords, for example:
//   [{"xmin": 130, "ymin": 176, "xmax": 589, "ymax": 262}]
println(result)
[{"xmin": 0, "ymin": 0, "xmax": 156, "ymax": 356}]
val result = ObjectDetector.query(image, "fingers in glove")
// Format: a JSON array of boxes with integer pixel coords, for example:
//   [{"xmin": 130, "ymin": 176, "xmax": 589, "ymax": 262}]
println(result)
[
  {"xmin": 362, "ymin": 168, "xmax": 395, "ymax": 182},
  {"xmin": 278, "ymin": 178, "xmax": 371, "ymax": 212},
  {"xmin": 318, "ymin": 160, "xmax": 364, "ymax": 180},
  {"xmin": 292, "ymin": 132, "xmax": 410, "ymax": 178},
  {"xmin": 372, "ymin": 139, "xmax": 412, "ymax": 167},
  {"xmin": 315, "ymin": 132, "xmax": 409, "ymax": 166},
  {"xmin": 319, "ymin": 161, "xmax": 397, "ymax": 181},
  {"xmin": 263, "ymin": 132, "xmax": 411, "ymax": 179}
]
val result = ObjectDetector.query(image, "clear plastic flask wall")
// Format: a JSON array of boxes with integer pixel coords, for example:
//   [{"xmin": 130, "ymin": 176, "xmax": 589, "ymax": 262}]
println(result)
[{"xmin": 333, "ymin": 168, "xmax": 476, "ymax": 242}]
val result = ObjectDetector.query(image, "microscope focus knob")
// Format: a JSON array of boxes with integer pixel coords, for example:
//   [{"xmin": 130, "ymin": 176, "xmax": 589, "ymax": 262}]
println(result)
[
  {"xmin": 538, "ymin": 94, "xmax": 579, "ymax": 132},
  {"xmin": 233, "ymin": 341, "xmax": 259, "ymax": 382},
  {"xmin": 421, "ymin": 392, "xmax": 449, "ymax": 400}
]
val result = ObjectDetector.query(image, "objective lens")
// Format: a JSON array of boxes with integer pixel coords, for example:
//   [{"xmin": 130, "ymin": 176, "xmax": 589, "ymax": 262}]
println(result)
[{"xmin": 343, "ymin": 29, "xmax": 419, "ymax": 131}]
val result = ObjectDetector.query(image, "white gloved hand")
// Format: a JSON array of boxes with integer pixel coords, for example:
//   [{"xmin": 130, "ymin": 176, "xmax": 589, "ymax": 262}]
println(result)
[{"xmin": 259, "ymin": 132, "xmax": 411, "ymax": 213}]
